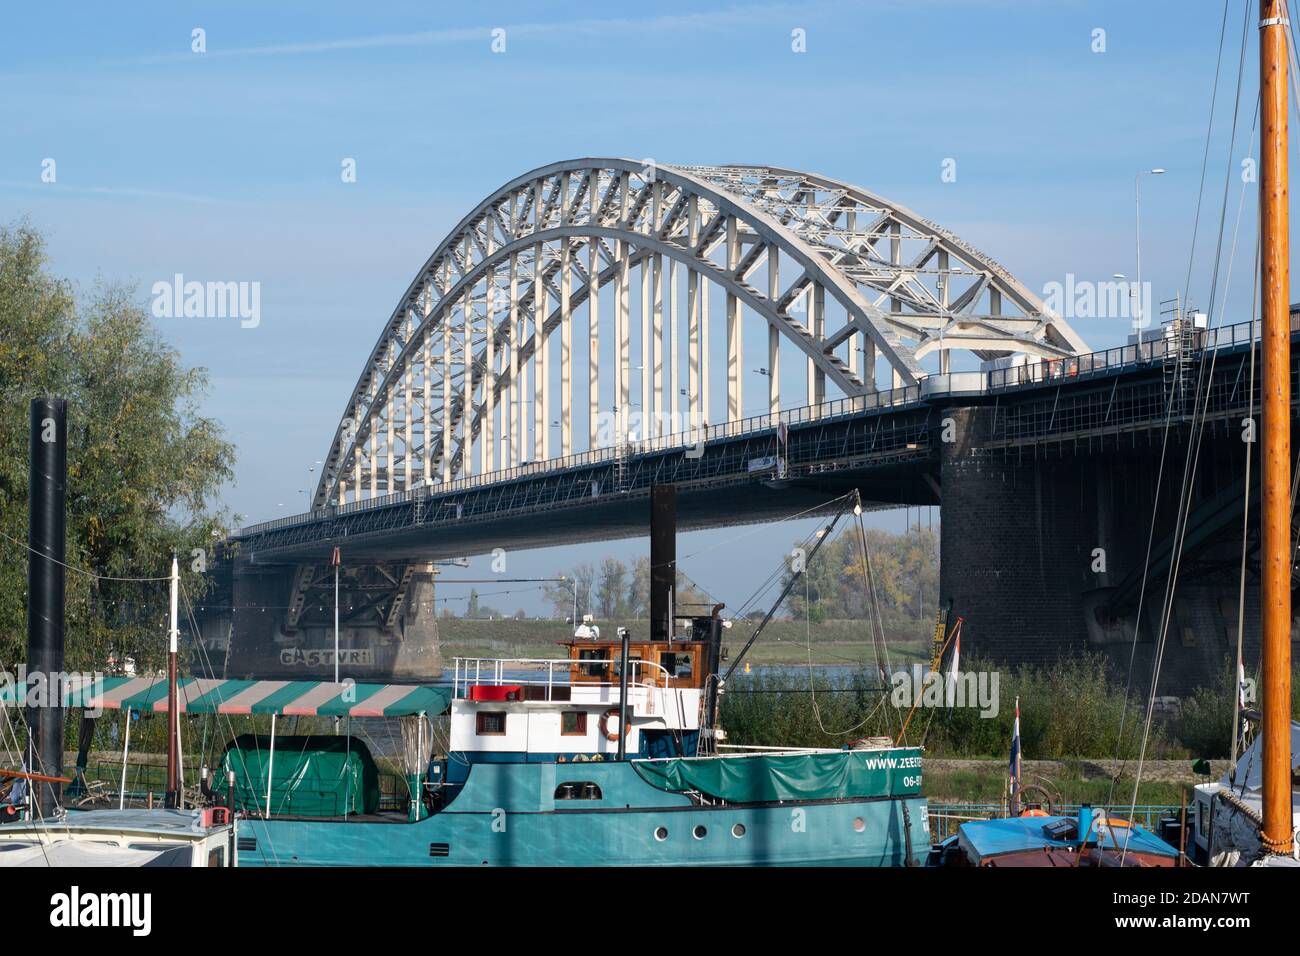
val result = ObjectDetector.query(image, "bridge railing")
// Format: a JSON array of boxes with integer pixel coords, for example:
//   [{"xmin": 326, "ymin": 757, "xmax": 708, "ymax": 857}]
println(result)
[
  {"xmin": 240, "ymin": 383, "xmax": 922, "ymax": 536},
  {"xmin": 985, "ymin": 315, "xmax": 1290, "ymax": 391}
]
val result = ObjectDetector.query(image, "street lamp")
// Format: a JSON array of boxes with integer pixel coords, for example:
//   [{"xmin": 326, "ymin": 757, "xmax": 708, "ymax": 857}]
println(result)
[
  {"xmin": 303, "ymin": 460, "xmax": 322, "ymax": 512},
  {"xmin": 1134, "ymin": 168, "xmax": 1166, "ymax": 330}
]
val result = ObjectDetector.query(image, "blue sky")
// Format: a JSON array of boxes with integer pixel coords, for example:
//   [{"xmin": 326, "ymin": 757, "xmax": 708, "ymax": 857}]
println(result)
[{"xmin": 1, "ymin": 1, "xmax": 1276, "ymax": 614}]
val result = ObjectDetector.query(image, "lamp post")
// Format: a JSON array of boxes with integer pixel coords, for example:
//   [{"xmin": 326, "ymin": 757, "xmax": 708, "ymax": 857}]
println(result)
[
  {"xmin": 558, "ymin": 575, "xmax": 577, "ymax": 624},
  {"xmin": 1134, "ymin": 168, "xmax": 1166, "ymax": 330}
]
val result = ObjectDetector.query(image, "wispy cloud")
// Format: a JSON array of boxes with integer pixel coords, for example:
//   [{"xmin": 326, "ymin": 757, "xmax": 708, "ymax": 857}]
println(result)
[
  {"xmin": 128, "ymin": 4, "xmax": 825, "ymax": 64},
  {"xmin": 0, "ymin": 180, "xmax": 245, "ymax": 206}
]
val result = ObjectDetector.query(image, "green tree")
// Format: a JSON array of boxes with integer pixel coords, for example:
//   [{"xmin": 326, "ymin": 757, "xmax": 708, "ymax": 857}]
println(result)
[
  {"xmin": 544, "ymin": 562, "xmax": 595, "ymax": 620},
  {"xmin": 594, "ymin": 557, "xmax": 629, "ymax": 618},
  {"xmin": 783, "ymin": 525, "xmax": 938, "ymax": 624},
  {"xmin": 629, "ymin": 557, "xmax": 651, "ymax": 618},
  {"xmin": 0, "ymin": 221, "xmax": 235, "ymax": 673}
]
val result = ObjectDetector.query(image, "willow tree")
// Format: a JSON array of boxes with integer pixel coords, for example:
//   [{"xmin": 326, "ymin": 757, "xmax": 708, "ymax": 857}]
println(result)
[{"xmin": 0, "ymin": 220, "xmax": 235, "ymax": 673}]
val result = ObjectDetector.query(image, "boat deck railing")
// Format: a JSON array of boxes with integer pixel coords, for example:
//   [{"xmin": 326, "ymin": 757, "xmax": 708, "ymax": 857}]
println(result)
[
  {"xmin": 76, "ymin": 760, "xmax": 412, "ymax": 814},
  {"xmin": 451, "ymin": 656, "xmax": 675, "ymax": 700},
  {"xmin": 926, "ymin": 802, "xmax": 1183, "ymax": 841}
]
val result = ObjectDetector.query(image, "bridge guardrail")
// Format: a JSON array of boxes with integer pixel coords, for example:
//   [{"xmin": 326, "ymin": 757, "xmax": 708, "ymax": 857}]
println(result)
[
  {"xmin": 985, "ymin": 315, "xmax": 1291, "ymax": 391},
  {"xmin": 240, "ymin": 383, "xmax": 923, "ymax": 536}
]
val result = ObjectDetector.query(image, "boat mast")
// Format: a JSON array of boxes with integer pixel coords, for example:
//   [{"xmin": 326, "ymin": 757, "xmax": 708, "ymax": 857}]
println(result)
[
  {"xmin": 166, "ymin": 553, "xmax": 180, "ymax": 807},
  {"xmin": 1258, "ymin": 0, "xmax": 1294, "ymax": 858}
]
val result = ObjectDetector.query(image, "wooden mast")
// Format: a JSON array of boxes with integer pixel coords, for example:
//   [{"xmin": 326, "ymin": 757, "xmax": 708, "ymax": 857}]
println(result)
[{"xmin": 1258, "ymin": 0, "xmax": 1294, "ymax": 858}]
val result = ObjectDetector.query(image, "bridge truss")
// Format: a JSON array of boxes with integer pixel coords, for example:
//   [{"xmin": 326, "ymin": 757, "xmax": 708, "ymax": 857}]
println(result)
[{"xmin": 314, "ymin": 159, "xmax": 1086, "ymax": 510}]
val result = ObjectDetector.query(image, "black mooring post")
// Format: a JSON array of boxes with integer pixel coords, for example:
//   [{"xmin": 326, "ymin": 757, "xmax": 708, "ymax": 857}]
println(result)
[
  {"xmin": 27, "ymin": 397, "xmax": 66, "ymax": 818},
  {"xmin": 616, "ymin": 626, "xmax": 630, "ymax": 761},
  {"xmin": 649, "ymin": 484, "xmax": 676, "ymax": 643}
]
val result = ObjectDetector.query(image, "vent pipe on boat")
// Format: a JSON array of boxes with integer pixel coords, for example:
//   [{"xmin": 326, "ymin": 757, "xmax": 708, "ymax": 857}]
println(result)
[
  {"xmin": 1077, "ymin": 804, "xmax": 1094, "ymax": 846},
  {"xmin": 649, "ymin": 484, "xmax": 676, "ymax": 643},
  {"xmin": 26, "ymin": 397, "xmax": 67, "ymax": 818}
]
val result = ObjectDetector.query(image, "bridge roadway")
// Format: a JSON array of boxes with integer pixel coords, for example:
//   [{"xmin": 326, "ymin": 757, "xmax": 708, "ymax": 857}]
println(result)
[{"xmin": 233, "ymin": 317, "xmax": 1291, "ymax": 567}]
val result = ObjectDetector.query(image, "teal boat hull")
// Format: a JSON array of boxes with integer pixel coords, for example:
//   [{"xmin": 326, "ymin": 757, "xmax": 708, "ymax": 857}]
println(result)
[{"xmin": 235, "ymin": 760, "xmax": 930, "ymax": 866}]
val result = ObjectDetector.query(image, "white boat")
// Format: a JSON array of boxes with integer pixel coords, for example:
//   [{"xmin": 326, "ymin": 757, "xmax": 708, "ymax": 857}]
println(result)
[
  {"xmin": 1189, "ymin": 721, "xmax": 1300, "ymax": 867},
  {"xmin": 0, "ymin": 807, "xmax": 236, "ymax": 867}
]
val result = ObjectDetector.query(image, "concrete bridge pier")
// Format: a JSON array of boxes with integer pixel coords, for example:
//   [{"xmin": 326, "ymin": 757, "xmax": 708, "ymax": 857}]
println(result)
[
  {"xmin": 938, "ymin": 406, "xmax": 1093, "ymax": 665},
  {"xmin": 937, "ymin": 405, "xmax": 1273, "ymax": 697},
  {"xmin": 193, "ymin": 558, "xmax": 441, "ymax": 681}
]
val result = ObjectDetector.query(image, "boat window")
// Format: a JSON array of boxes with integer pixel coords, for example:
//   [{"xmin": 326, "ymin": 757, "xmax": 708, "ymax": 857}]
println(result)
[
  {"xmin": 476, "ymin": 711, "xmax": 507, "ymax": 735},
  {"xmin": 659, "ymin": 651, "xmax": 694, "ymax": 678},
  {"xmin": 560, "ymin": 711, "xmax": 588, "ymax": 736},
  {"xmin": 554, "ymin": 781, "xmax": 602, "ymax": 800},
  {"xmin": 613, "ymin": 653, "xmax": 644, "ymax": 680},
  {"xmin": 207, "ymin": 846, "xmax": 225, "ymax": 867},
  {"xmin": 139, "ymin": 846, "xmax": 198, "ymax": 867},
  {"xmin": 576, "ymin": 648, "xmax": 608, "ymax": 679},
  {"xmin": 0, "ymin": 843, "xmax": 34, "ymax": 852}
]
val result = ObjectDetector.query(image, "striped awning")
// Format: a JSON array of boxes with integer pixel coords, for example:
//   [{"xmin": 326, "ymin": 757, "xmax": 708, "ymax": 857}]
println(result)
[{"xmin": 1, "ymin": 675, "xmax": 451, "ymax": 718}]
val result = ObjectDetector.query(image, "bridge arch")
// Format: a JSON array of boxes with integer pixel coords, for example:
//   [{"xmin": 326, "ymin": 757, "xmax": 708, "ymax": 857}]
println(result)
[{"xmin": 316, "ymin": 159, "xmax": 1084, "ymax": 506}]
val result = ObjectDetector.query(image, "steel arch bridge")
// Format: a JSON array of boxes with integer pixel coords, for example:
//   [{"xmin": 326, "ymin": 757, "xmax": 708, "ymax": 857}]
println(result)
[{"xmin": 315, "ymin": 159, "xmax": 1086, "ymax": 509}]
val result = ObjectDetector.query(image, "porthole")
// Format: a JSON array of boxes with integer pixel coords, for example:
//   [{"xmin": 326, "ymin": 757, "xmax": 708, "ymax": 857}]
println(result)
[
  {"xmin": 852, "ymin": 817, "xmax": 866, "ymax": 833},
  {"xmin": 731, "ymin": 823, "xmax": 746, "ymax": 838},
  {"xmin": 692, "ymin": 825, "xmax": 707, "ymax": 840},
  {"xmin": 654, "ymin": 826, "xmax": 668, "ymax": 841}
]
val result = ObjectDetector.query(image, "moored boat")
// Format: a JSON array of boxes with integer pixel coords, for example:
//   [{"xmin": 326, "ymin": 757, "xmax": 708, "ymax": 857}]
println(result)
[
  {"xmin": 930, "ymin": 806, "xmax": 1178, "ymax": 868},
  {"xmin": 1189, "ymin": 721, "xmax": 1300, "ymax": 866},
  {"xmin": 225, "ymin": 614, "xmax": 929, "ymax": 866},
  {"xmin": 0, "ymin": 807, "xmax": 236, "ymax": 867}
]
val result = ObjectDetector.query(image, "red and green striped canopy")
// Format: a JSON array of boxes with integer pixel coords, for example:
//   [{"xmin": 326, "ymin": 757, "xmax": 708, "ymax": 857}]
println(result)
[{"xmin": 2, "ymin": 675, "xmax": 450, "ymax": 718}]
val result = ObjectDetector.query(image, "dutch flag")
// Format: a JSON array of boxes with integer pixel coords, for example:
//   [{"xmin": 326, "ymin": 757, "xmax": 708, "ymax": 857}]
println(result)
[{"xmin": 1009, "ymin": 696, "xmax": 1022, "ymax": 802}]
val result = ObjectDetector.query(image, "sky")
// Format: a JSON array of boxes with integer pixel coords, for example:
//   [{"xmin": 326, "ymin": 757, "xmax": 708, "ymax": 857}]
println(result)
[{"xmin": 0, "ymin": 0, "xmax": 1281, "ymax": 614}]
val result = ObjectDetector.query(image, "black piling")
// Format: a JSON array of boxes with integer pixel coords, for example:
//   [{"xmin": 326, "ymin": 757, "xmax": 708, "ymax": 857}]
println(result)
[
  {"xmin": 649, "ymin": 484, "xmax": 676, "ymax": 643},
  {"xmin": 26, "ymin": 397, "xmax": 66, "ymax": 817}
]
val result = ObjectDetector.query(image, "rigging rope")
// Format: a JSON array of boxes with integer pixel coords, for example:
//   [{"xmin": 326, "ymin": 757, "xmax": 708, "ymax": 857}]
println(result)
[{"xmin": 1122, "ymin": 4, "xmax": 1258, "ymax": 859}]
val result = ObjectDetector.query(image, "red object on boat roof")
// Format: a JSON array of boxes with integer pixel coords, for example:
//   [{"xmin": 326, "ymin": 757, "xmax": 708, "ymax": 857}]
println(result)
[{"xmin": 468, "ymin": 685, "xmax": 524, "ymax": 702}]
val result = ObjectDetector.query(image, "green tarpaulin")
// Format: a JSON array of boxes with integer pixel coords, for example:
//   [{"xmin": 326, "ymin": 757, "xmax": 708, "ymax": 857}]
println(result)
[
  {"xmin": 633, "ymin": 748, "xmax": 922, "ymax": 803},
  {"xmin": 220, "ymin": 734, "xmax": 380, "ymax": 818}
]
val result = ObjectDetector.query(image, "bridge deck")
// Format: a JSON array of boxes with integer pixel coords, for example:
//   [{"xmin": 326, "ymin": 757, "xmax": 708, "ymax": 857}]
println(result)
[{"xmin": 234, "ymin": 316, "xmax": 1296, "ymax": 565}]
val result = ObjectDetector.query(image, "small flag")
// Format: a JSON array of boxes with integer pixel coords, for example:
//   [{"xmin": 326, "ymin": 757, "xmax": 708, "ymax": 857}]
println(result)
[
  {"xmin": 944, "ymin": 630, "xmax": 961, "ymax": 708},
  {"xmin": 332, "ymin": 547, "xmax": 341, "ymax": 568},
  {"xmin": 1009, "ymin": 696, "xmax": 1022, "ymax": 814}
]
